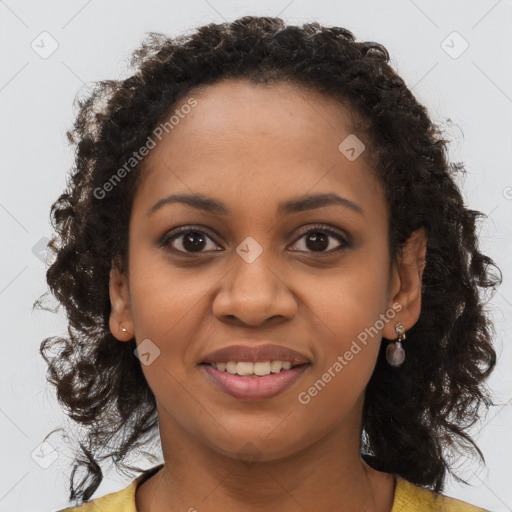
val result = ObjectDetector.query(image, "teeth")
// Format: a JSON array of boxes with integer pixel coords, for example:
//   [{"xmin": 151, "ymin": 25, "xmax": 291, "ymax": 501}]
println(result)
[
  {"xmin": 226, "ymin": 361, "xmax": 237, "ymax": 374},
  {"xmin": 254, "ymin": 361, "xmax": 271, "ymax": 376},
  {"xmin": 212, "ymin": 360, "xmax": 298, "ymax": 376},
  {"xmin": 236, "ymin": 362, "xmax": 254, "ymax": 375}
]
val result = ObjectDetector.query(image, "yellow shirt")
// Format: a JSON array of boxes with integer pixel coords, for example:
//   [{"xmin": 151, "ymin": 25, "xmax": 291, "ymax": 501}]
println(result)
[{"xmin": 55, "ymin": 463, "xmax": 488, "ymax": 511}]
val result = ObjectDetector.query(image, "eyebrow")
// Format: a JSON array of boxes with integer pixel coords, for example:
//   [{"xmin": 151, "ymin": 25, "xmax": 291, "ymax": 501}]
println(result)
[{"xmin": 147, "ymin": 192, "xmax": 363, "ymax": 217}]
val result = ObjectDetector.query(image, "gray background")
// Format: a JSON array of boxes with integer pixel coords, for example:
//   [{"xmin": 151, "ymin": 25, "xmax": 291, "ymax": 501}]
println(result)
[{"xmin": 1, "ymin": 0, "xmax": 511, "ymax": 510}]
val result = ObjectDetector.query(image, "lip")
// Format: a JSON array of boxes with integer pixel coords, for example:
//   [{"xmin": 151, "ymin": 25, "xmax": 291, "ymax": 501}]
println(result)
[
  {"xmin": 200, "ymin": 343, "xmax": 311, "ymax": 365},
  {"xmin": 201, "ymin": 363, "xmax": 311, "ymax": 400}
]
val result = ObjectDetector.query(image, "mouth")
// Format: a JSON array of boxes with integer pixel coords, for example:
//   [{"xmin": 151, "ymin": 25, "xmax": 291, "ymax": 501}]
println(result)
[
  {"xmin": 200, "ymin": 361, "xmax": 311, "ymax": 400},
  {"xmin": 200, "ymin": 360, "xmax": 309, "ymax": 377}
]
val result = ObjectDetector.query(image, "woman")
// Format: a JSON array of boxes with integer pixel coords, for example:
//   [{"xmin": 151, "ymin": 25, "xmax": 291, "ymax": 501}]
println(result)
[{"xmin": 40, "ymin": 16, "xmax": 500, "ymax": 511}]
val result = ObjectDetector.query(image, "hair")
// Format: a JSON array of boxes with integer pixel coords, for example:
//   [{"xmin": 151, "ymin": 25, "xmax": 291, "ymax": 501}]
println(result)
[{"xmin": 35, "ymin": 16, "xmax": 502, "ymax": 506}]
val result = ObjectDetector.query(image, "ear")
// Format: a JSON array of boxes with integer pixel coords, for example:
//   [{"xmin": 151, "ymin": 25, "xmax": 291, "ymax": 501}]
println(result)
[
  {"xmin": 383, "ymin": 227, "xmax": 427, "ymax": 340},
  {"xmin": 109, "ymin": 257, "xmax": 133, "ymax": 342}
]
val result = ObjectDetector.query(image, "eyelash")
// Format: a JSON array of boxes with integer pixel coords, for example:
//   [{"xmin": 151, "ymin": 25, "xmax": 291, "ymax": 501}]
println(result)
[{"xmin": 159, "ymin": 223, "xmax": 350, "ymax": 257}]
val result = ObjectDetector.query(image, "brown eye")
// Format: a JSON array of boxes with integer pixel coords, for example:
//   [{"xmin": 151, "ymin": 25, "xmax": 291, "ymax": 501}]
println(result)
[
  {"xmin": 160, "ymin": 226, "xmax": 222, "ymax": 254},
  {"xmin": 180, "ymin": 231, "xmax": 208, "ymax": 252},
  {"xmin": 290, "ymin": 225, "xmax": 350, "ymax": 255},
  {"xmin": 159, "ymin": 224, "xmax": 350, "ymax": 257}
]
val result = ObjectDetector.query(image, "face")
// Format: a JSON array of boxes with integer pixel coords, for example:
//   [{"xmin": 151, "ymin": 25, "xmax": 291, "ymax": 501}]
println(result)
[{"xmin": 109, "ymin": 78, "xmax": 426, "ymax": 462}]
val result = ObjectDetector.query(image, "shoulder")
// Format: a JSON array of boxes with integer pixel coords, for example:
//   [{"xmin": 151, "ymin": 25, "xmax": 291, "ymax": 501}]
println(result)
[
  {"xmin": 52, "ymin": 481, "xmax": 136, "ymax": 512},
  {"xmin": 392, "ymin": 475, "xmax": 489, "ymax": 512},
  {"xmin": 52, "ymin": 464, "xmax": 164, "ymax": 512}
]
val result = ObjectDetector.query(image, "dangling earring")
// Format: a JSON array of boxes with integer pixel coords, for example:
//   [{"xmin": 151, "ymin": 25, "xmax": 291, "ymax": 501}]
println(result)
[{"xmin": 386, "ymin": 321, "xmax": 406, "ymax": 367}]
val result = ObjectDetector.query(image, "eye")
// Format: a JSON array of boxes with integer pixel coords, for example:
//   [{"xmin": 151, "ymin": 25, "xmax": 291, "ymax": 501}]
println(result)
[
  {"xmin": 289, "ymin": 224, "xmax": 350, "ymax": 255},
  {"xmin": 159, "ymin": 224, "xmax": 351, "ymax": 257},
  {"xmin": 160, "ymin": 226, "xmax": 222, "ymax": 255}
]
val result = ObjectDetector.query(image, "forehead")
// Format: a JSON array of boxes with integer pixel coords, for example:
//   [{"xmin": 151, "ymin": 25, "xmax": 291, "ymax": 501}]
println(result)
[
  {"xmin": 133, "ymin": 78, "xmax": 384, "ymax": 218},
  {"xmin": 164, "ymin": 78, "xmax": 360, "ymax": 153}
]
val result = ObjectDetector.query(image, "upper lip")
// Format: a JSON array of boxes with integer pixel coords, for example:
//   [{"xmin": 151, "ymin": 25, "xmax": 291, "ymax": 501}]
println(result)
[{"xmin": 201, "ymin": 343, "xmax": 311, "ymax": 365}]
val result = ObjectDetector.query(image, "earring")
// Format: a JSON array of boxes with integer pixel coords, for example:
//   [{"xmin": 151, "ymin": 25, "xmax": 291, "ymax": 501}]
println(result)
[
  {"xmin": 121, "ymin": 327, "xmax": 127, "ymax": 333},
  {"xmin": 386, "ymin": 321, "xmax": 406, "ymax": 367}
]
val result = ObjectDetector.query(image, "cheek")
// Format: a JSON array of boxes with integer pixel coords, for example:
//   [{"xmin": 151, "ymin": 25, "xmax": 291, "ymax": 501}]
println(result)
[
  {"xmin": 294, "ymin": 299, "xmax": 384, "ymax": 433},
  {"xmin": 128, "ymin": 247, "xmax": 211, "ymax": 333},
  {"xmin": 299, "ymin": 248, "xmax": 390, "ymax": 398},
  {"xmin": 126, "ymin": 251, "xmax": 216, "ymax": 387},
  {"xmin": 306, "ymin": 247, "xmax": 390, "ymax": 340}
]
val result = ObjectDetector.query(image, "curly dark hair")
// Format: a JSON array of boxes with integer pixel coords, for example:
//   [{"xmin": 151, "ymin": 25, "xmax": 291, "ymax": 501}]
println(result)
[{"xmin": 35, "ymin": 15, "xmax": 502, "ymax": 506}]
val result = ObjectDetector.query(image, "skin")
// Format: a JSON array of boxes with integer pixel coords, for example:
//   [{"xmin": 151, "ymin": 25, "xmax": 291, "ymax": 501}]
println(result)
[{"xmin": 109, "ymin": 78, "xmax": 427, "ymax": 512}]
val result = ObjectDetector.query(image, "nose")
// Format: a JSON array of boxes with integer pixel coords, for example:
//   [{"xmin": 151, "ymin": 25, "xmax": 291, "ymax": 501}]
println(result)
[{"xmin": 212, "ymin": 252, "xmax": 297, "ymax": 327}]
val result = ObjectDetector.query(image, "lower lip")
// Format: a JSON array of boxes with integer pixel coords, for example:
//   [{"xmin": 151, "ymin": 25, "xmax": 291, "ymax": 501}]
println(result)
[{"xmin": 201, "ymin": 364, "xmax": 310, "ymax": 400}]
